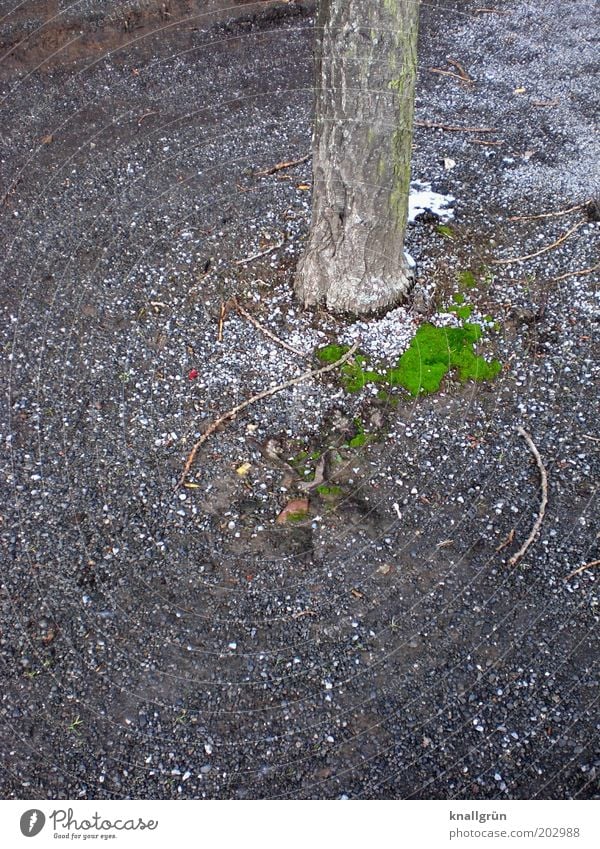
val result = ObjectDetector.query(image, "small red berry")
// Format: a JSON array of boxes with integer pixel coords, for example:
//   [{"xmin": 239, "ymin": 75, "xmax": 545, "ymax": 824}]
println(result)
[{"xmin": 188, "ymin": 368, "xmax": 199, "ymax": 380}]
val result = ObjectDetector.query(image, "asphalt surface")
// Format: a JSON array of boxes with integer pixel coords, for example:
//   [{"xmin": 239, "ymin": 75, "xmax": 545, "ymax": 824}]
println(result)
[{"xmin": 0, "ymin": 0, "xmax": 599, "ymax": 799}]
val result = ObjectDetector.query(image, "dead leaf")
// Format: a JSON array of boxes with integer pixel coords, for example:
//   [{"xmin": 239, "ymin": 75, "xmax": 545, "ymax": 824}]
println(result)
[
  {"xmin": 276, "ymin": 498, "xmax": 309, "ymax": 524},
  {"xmin": 183, "ymin": 482, "xmax": 201, "ymax": 489},
  {"xmin": 236, "ymin": 462, "xmax": 251, "ymax": 477},
  {"xmin": 40, "ymin": 134, "xmax": 54, "ymax": 145},
  {"xmin": 513, "ymin": 86, "xmax": 526, "ymax": 94},
  {"xmin": 377, "ymin": 563, "xmax": 393, "ymax": 575},
  {"xmin": 443, "ymin": 157, "xmax": 456, "ymax": 170},
  {"xmin": 296, "ymin": 184, "xmax": 311, "ymax": 191}
]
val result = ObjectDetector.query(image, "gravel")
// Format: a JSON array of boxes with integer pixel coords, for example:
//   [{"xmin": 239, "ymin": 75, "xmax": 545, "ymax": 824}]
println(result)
[{"xmin": 0, "ymin": 0, "xmax": 598, "ymax": 800}]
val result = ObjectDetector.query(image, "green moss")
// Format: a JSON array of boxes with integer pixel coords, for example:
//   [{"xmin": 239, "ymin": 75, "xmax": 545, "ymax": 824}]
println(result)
[
  {"xmin": 316, "ymin": 484, "xmax": 343, "ymax": 500},
  {"xmin": 436, "ymin": 224, "xmax": 456, "ymax": 240},
  {"xmin": 316, "ymin": 343, "xmax": 351, "ymax": 363},
  {"xmin": 286, "ymin": 510, "xmax": 309, "ymax": 523},
  {"xmin": 314, "ymin": 311, "xmax": 500, "ymax": 399},
  {"xmin": 388, "ymin": 323, "xmax": 501, "ymax": 395},
  {"xmin": 457, "ymin": 270, "xmax": 477, "ymax": 289}
]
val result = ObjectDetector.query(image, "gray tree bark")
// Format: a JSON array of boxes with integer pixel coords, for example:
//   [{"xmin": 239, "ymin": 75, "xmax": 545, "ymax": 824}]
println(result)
[{"xmin": 295, "ymin": 0, "xmax": 420, "ymax": 315}]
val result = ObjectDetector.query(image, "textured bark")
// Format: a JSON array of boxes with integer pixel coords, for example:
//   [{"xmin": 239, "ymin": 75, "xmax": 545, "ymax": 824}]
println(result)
[{"xmin": 295, "ymin": 0, "xmax": 420, "ymax": 314}]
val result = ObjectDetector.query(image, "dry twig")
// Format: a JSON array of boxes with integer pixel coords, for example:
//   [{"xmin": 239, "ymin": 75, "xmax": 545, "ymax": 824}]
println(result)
[
  {"xmin": 234, "ymin": 232, "xmax": 285, "ymax": 266},
  {"xmin": 492, "ymin": 220, "xmax": 584, "ymax": 266},
  {"xmin": 447, "ymin": 58, "xmax": 473, "ymax": 82},
  {"xmin": 470, "ymin": 138, "xmax": 504, "ymax": 146},
  {"xmin": 253, "ymin": 154, "xmax": 310, "ymax": 178},
  {"xmin": 508, "ymin": 202, "xmax": 587, "ymax": 222},
  {"xmin": 548, "ymin": 262, "xmax": 600, "ymax": 283},
  {"xmin": 176, "ymin": 343, "xmax": 358, "ymax": 488},
  {"xmin": 507, "ymin": 427, "xmax": 548, "ymax": 567},
  {"xmin": 217, "ymin": 301, "xmax": 228, "ymax": 343},
  {"xmin": 564, "ymin": 560, "xmax": 600, "ymax": 581},
  {"xmin": 231, "ymin": 296, "xmax": 309, "ymax": 359},
  {"xmin": 138, "ymin": 111, "xmax": 159, "ymax": 125},
  {"xmin": 415, "ymin": 120, "xmax": 494, "ymax": 133},
  {"xmin": 495, "ymin": 528, "xmax": 515, "ymax": 553},
  {"xmin": 429, "ymin": 68, "xmax": 471, "ymax": 84}
]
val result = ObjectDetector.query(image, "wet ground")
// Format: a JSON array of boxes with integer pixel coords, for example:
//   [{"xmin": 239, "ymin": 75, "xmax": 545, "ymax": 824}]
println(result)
[{"xmin": 0, "ymin": 0, "xmax": 599, "ymax": 799}]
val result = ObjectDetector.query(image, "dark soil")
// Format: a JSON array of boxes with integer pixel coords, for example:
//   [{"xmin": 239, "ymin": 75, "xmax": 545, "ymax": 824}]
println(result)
[{"xmin": 0, "ymin": 0, "xmax": 598, "ymax": 800}]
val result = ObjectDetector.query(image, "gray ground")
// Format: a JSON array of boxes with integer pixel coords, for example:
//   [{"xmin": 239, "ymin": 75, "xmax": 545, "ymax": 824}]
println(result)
[{"xmin": 0, "ymin": 0, "xmax": 598, "ymax": 800}]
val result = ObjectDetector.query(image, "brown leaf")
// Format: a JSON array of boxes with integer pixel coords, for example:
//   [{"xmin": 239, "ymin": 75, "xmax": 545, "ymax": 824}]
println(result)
[
  {"xmin": 276, "ymin": 498, "xmax": 309, "ymax": 524},
  {"xmin": 40, "ymin": 134, "xmax": 54, "ymax": 145}
]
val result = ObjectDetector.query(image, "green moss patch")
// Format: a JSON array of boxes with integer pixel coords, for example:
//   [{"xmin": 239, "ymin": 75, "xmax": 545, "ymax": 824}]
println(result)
[
  {"xmin": 316, "ymin": 310, "xmax": 501, "ymax": 398},
  {"xmin": 387, "ymin": 322, "xmax": 501, "ymax": 395},
  {"xmin": 316, "ymin": 484, "xmax": 343, "ymax": 501}
]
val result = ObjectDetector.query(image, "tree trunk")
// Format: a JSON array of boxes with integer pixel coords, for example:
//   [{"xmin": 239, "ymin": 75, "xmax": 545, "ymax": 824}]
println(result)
[{"xmin": 295, "ymin": 0, "xmax": 420, "ymax": 315}]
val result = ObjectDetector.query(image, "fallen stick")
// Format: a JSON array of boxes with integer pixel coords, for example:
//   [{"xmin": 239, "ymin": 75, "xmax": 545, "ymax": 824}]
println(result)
[
  {"xmin": 508, "ymin": 202, "xmax": 587, "ymax": 222},
  {"xmin": 415, "ymin": 120, "xmax": 495, "ymax": 133},
  {"xmin": 176, "ymin": 343, "xmax": 358, "ymax": 489},
  {"xmin": 217, "ymin": 301, "xmax": 227, "ymax": 343},
  {"xmin": 429, "ymin": 68, "xmax": 471, "ymax": 84},
  {"xmin": 253, "ymin": 154, "xmax": 310, "ymax": 178},
  {"xmin": 234, "ymin": 232, "xmax": 285, "ymax": 266},
  {"xmin": 564, "ymin": 559, "xmax": 600, "ymax": 581},
  {"xmin": 507, "ymin": 427, "xmax": 548, "ymax": 567},
  {"xmin": 231, "ymin": 296, "xmax": 309, "ymax": 359},
  {"xmin": 492, "ymin": 219, "xmax": 584, "ymax": 266},
  {"xmin": 138, "ymin": 110, "xmax": 159, "ymax": 126},
  {"xmin": 549, "ymin": 262, "xmax": 600, "ymax": 283},
  {"xmin": 447, "ymin": 58, "xmax": 473, "ymax": 82},
  {"xmin": 495, "ymin": 528, "xmax": 515, "ymax": 553}
]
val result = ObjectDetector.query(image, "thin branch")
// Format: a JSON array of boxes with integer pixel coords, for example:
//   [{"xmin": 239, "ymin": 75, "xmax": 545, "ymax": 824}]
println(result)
[
  {"xmin": 495, "ymin": 528, "xmax": 515, "ymax": 553},
  {"xmin": 137, "ymin": 110, "xmax": 159, "ymax": 126},
  {"xmin": 253, "ymin": 154, "xmax": 310, "ymax": 178},
  {"xmin": 470, "ymin": 138, "xmax": 504, "ymax": 146},
  {"xmin": 176, "ymin": 343, "xmax": 359, "ymax": 489},
  {"xmin": 549, "ymin": 262, "xmax": 600, "ymax": 283},
  {"xmin": 507, "ymin": 427, "xmax": 548, "ymax": 567},
  {"xmin": 217, "ymin": 301, "xmax": 227, "ymax": 343},
  {"xmin": 508, "ymin": 202, "xmax": 587, "ymax": 222},
  {"xmin": 564, "ymin": 559, "xmax": 600, "ymax": 581},
  {"xmin": 492, "ymin": 220, "xmax": 585, "ymax": 266},
  {"xmin": 231, "ymin": 296, "xmax": 310, "ymax": 359},
  {"xmin": 415, "ymin": 120, "xmax": 495, "ymax": 133},
  {"xmin": 429, "ymin": 68, "xmax": 471, "ymax": 84},
  {"xmin": 234, "ymin": 232, "xmax": 285, "ymax": 266}
]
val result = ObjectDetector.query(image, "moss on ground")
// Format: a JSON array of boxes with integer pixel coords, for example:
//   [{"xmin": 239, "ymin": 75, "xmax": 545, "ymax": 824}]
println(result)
[{"xmin": 316, "ymin": 304, "xmax": 501, "ymax": 397}]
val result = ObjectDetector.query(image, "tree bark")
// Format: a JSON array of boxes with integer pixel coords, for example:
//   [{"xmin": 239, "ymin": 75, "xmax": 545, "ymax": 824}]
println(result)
[{"xmin": 295, "ymin": 0, "xmax": 420, "ymax": 315}]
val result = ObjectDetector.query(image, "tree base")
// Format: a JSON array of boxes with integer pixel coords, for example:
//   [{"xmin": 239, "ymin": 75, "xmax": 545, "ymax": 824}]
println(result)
[{"xmin": 294, "ymin": 249, "xmax": 415, "ymax": 316}]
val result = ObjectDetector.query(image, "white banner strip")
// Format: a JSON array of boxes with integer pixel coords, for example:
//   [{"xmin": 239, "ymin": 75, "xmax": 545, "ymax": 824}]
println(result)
[{"xmin": 0, "ymin": 799, "xmax": 598, "ymax": 848}]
